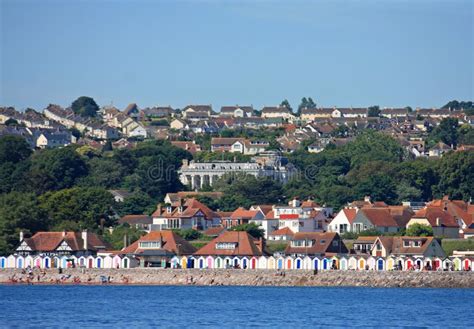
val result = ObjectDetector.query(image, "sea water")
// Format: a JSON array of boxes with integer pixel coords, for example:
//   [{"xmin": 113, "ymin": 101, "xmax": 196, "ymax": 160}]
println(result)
[{"xmin": 0, "ymin": 285, "xmax": 472, "ymax": 328}]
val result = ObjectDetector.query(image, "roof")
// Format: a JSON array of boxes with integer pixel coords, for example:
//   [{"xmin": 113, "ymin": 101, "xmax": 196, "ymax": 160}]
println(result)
[
  {"xmin": 285, "ymin": 232, "xmax": 348, "ymax": 255},
  {"xmin": 375, "ymin": 236, "xmax": 440, "ymax": 256},
  {"xmin": 230, "ymin": 207, "xmax": 259, "ymax": 220},
  {"xmin": 194, "ymin": 231, "xmax": 264, "ymax": 256},
  {"xmin": 269, "ymin": 227, "xmax": 294, "ymax": 237},
  {"xmin": 203, "ymin": 226, "xmax": 226, "ymax": 236},
  {"xmin": 360, "ymin": 208, "xmax": 399, "ymax": 227},
  {"xmin": 412, "ymin": 207, "xmax": 459, "ymax": 227},
  {"xmin": 21, "ymin": 231, "xmax": 111, "ymax": 252},
  {"xmin": 211, "ymin": 137, "xmax": 246, "ymax": 146},
  {"xmin": 119, "ymin": 215, "xmax": 152, "ymax": 225},
  {"xmin": 261, "ymin": 106, "xmax": 291, "ymax": 114},
  {"xmin": 353, "ymin": 236, "xmax": 378, "ymax": 244},
  {"xmin": 342, "ymin": 208, "xmax": 358, "ymax": 224},
  {"xmin": 121, "ymin": 231, "xmax": 196, "ymax": 255}
]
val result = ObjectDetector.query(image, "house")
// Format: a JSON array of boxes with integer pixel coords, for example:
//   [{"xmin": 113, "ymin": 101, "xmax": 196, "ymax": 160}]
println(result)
[
  {"xmin": 182, "ymin": 105, "xmax": 212, "ymax": 120},
  {"xmin": 163, "ymin": 191, "xmax": 223, "ymax": 207},
  {"xmin": 300, "ymin": 108, "xmax": 334, "ymax": 121},
  {"xmin": 170, "ymin": 118, "xmax": 188, "ymax": 130},
  {"xmin": 220, "ymin": 106, "xmax": 254, "ymax": 118},
  {"xmin": 428, "ymin": 142, "xmax": 452, "ymax": 157},
  {"xmin": 34, "ymin": 130, "xmax": 71, "ymax": 148},
  {"xmin": 194, "ymin": 231, "xmax": 265, "ymax": 259},
  {"xmin": 140, "ymin": 106, "xmax": 174, "ymax": 119},
  {"xmin": 268, "ymin": 227, "xmax": 294, "ymax": 241},
  {"xmin": 123, "ymin": 103, "xmax": 140, "ymax": 118},
  {"xmin": 170, "ymin": 141, "xmax": 202, "ymax": 154},
  {"xmin": 284, "ymin": 232, "xmax": 348, "ymax": 257},
  {"xmin": 151, "ymin": 198, "xmax": 220, "ymax": 231},
  {"xmin": 109, "ymin": 189, "xmax": 132, "ymax": 202},
  {"xmin": 120, "ymin": 231, "xmax": 196, "ymax": 267},
  {"xmin": 119, "ymin": 215, "xmax": 152, "ymax": 232},
  {"xmin": 371, "ymin": 236, "xmax": 445, "ymax": 259},
  {"xmin": 15, "ymin": 231, "xmax": 111, "ymax": 257},
  {"xmin": 203, "ymin": 226, "xmax": 226, "ymax": 238},
  {"xmin": 381, "ymin": 108, "xmax": 409, "ymax": 119},
  {"xmin": 328, "ymin": 208, "xmax": 358, "ymax": 234},
  {"xmin": 210, "ymin": 137, "xmax": 268, "ymax": 154},
  {"xmin": 261, "ymin": 106, "xmax": 295, "ymax": 120},
  {"xmin": 352, "ymin": 236, "xmax": 378, "ymax": 255},
  {"xmin": 224, "ymin": 207, "xmax": 265, "ymax": 228},
  {"xmin": 351, "ymin": 208, "xmax": 400, "ymax": 234},
  {"xmin": 406, "ymin": 197, "xmax": 470, "ymax": 238}
]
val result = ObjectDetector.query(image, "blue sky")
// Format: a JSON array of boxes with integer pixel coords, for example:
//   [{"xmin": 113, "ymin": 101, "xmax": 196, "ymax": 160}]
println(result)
[{"xmin": 1, "ymin": 0, "xmax": 472, "ymax": 111}]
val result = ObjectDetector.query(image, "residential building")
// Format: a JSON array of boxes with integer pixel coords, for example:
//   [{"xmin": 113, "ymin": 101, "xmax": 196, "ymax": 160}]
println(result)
[
  {"xmin": 220, "ymin": 106, "xmax": 254, "ymax": 118},
  {"xmin": 352, "ymin": 236, "xmax": 378, "ymax": 255},
  {"xmin": 15, "ymin": 231, "xmax": 111, "ymax": 257},
  {"xmin": 119, "ymin": 215, "xmax": 152, "ymax": 232},
  {"xmin": 371, "ymin": 236, "xmax": 446, "ymax": 258},
  {"xmin": 268, "ymin": 227, "xmax": 294, "ymax": 241},
  {"xmin": 261, "ymin": 106, "xmax": 295, "ymax": 120},
  {"xmin": 194, "ymin": 231, "xmax": 265, "ymax": 260},
  {"xmin": 328, "ymin": 208, "xmax": 358, "ymax": 234},
  {"xmin": 120, "ymin": 231, "xmax": 196, "ymax": 267},
  {"xmin": 284, "ymin": 232, "xmax": 348, "ymax": 257}
]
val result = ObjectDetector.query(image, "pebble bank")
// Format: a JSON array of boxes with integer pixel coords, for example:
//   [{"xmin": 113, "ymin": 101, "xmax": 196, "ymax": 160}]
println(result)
[{"xmin": 1, "ymin": 268, "xmax": 473, "ymax": 288}]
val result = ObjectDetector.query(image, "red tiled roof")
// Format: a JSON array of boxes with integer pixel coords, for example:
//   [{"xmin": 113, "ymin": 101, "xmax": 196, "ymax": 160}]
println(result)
[
  {"xmin": 203, "ymin": 226, "xmax": 226, "ymax": 236},
  {"xmin": 285, "ymin": 232, "xmax": 348, "ymax": 255},
  {"xmin": 194, "ymin": 231, "xmax": 264, "ymax": 256},
  {"xmin": 343, "ymin": 209, "xmax": 358, "ymax": 224},
  {"xmin": 269, "ymin": 227, "xmax": 294, "ymax": 236},
  {"xmin": 121, "ymin": 231, "xmax": 196, "ymax": 255},
  {"xmin": 23, "ymin": 232, "xmax": 111, "ymax": 252},
  {"xmin": 230, "ymin": 207, "xmax": 259, "ymax": 220},
  {"xmin": 361, "ymin": 208, "xmax": 398, "ymax": 227},
  {"xmin": 413, "ymin": 208, "xmax": 459, "ymax": 227}
]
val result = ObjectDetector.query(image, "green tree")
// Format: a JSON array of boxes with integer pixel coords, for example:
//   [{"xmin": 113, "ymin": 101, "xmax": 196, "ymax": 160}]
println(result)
[
  {"xmin": 280, "ymin": 99, "xmax": 293, "ymax": 113},
  {"xmin": 229, "ymin": 223, "xmax": 264, "ymax": 239},
  {"xmin": 71, "ymin": 96, "xmax": 100, "ymax": 117},
  {"xmin": 406, "ymin": 223, "xmax": 433, "ymax": 237},
  {"xmin": 103, "ymin": 224, "xmax": 146, "ymax": 250},
  {"xmin": 0, "ymin": 135, "xmax": 32, "ymax": 163},
  {"xmin": 297, "ymin": 97, "xmax": 316, "ymax": 115},
  {"xmin": 39, "ymin": 187, "xmax": 116, "ymax": 231},
  {"xmin": 368, "ymin": 106, "xmax": 381, "ymax": 117},
  {"xmin": 28, "ymin": 147, "xmax": 88, "ymax": 193},
  {"xmin": 115, "ymin": 191, "xmax": 155, "ymax": 216},
  {"xmin": 0, "ymin": 192, "xmax": 49, "ymax": 255},
  {"xmin": 173, "ymin": 229, "xmax": 202, "ymax": 241},
  {"xmin": 428, "ymin": 117, "xmax": 459, "ymax": 147},
  {"xmin": 358, "ymin": 228, "xmax": 382, "ymax": 236},
  {"xmin": 433, "ymin": 151, "xmax": 474, "ymax": 200}
]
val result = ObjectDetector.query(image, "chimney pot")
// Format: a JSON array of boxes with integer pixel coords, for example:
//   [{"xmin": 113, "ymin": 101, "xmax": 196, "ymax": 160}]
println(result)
[
  {"xmin": 19, "ymin": 230, "xmax": 24, "ymax": 242},
  {"xmin": 82, "ymin": 230, "xmax": 88, "ymax": 250}
]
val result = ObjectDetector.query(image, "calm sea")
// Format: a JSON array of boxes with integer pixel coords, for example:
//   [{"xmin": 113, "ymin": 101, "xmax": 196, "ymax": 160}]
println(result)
[{"xmin": 0, "ymin": 285, "xmax": 472, "ymax": 328}]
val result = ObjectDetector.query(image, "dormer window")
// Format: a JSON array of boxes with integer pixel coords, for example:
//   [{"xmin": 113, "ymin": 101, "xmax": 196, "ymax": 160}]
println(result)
[
  {"xmin": 216, "ymin": 242, "xmax": 237, "ymax": 250},
  {"xmin": 139, "ymin": 241, "xmax": 161, "ymax": 249},
  {"xmin": 291, "ymin": 239, "xmax": 314, "ymax": 247}
]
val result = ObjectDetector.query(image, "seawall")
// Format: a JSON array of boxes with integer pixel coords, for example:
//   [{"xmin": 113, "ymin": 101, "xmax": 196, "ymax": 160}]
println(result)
[{"xmin": 1, "ymin": 268, "xmax": 473, "ymax": 288}]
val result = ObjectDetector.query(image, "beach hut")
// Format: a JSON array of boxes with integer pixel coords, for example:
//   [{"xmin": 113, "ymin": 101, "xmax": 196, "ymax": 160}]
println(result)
[
  {"xmin": 16, "ymin": 256, "xmax": 24, "ymax": 269},
  {"xmin": 295, "ymin": 257, "xmax": 303, "ymax": 270},
  {"xmin": 414, "ymin": 258, "xmax": 423, "ymax": 271},
  {"xmin": 232, "ymin": 257, "xmax": 240, "ymax": 268},
  {"xmin": 197, "ymin": 256, "xmax": 205, "ymax": 269},
  {"xmin": 423, "ymin": 257, "xmax": 433, "ymax": 271},
  {"xmin": 241, "ymin": 257, "xmax": 250, "ymax": 269},
  {"xmin": 87, "ymin": 256, "xmax": 95, "ymax": 269},
  {"xmin": 215, "ymin": 257, "xmax": 223, "ymax": 269},
  {"xmin": 113, "ymin": 255, "xmax": 122, "ymax": 269},
  {"xmin": 276, "ymin": 257, "xmax": 284, "ymax": 270},
  {"xmin": 25, "ymin": 256, "xmax": 33, "ymax": 268},
  {"xmin": 187, "ymin": 257, "xmax": 196, "ymax": 269},
  {"xmin": 180, "ymin": 256, "xmax": 188, "ymax": 269},
  {"xmin": 267, "ymin": 256, "xmax": 275, "ymax": 270},
  {"xmin": 52, "ymin": 256, "xmax": 60, "ymax": 268},
  {"xmin": 303, "ymin": 256, "xmax": 312, "ymax": 270},
  {"xmin": 330, "ymin": 257, "xmax": 339, "ymax": 270},
  {"xmin": 123, "ymin": 256, "xmax": 133, "ymax": 269},
  {"xmin": 43, "ymin": 256, "xmax": 51, "ymax": 269},
  {"xmin": 78, "ymin": 256, "xmax": 86, "ymax": 268},
  {"xmin": 348, "ymin": 257, "xmax": 357, "ymax": 270},
  {"xmin": 463, "ymin": 258, "xmax": 472, "ymax": 271},
  {"xmin": 103, "ymin": 255, "xmax": 113, "ymax": 268},
  {"xmin": 60, "ymin": 256, "xmax": 69, "ymax": 268},
  {"xmin": 433, "ymin": 257, "xmax": 443, "ymax": 271},
  {"xmin": 405, "ymin": 258, "xmax": 414, "ymax": 271},
  {"xmin": 442, "ymin": 258, "xmax": 452, "ymax": 271},
  {"xmin": 258, "ymin": 256, "xmax": 267, "ymax": 270},
  {"xmin": 367, "ymin": 257, "xmax": 376, "ymax": 271},
  {"xmin": 376, "ymin": 258, "xmax": 385, "ymax": 271},
  {"xmin": 322, "ymin": 258, "xmax": 330, "ymax": 270},
  {"xmin": 7, "ymin": 255, "xmax": 16, "ymax": 268},
  {"xmin": 386, "ymin": 257, "xmax": 395, "ymax": 271},
  {"xmin": 285, "ymin": 257, "xmax": 293, "ymax": 270},
  {"xmin": 96, "ymin": 257, "xmax": 103, "ymax": 268},
  {"xmin": 33, "ymin": 256, "xmax": 42, "ymax": 268},
  {"xmin": 453, "ymin": 257, "xmax": 462, "ymax": 271},
  {"xmin": 0, "ymin": 256, "xmax": 6, "ymax": 269},
  {"xmin": 206, "ymin": 256, "xmax": 214, "ymax": 269},
  {"xmin": 250, "ymin": 257, "xmax": 258, "ymax": 269},
  {"xmin": 313, "ymin": 257, "xmax": 320, "ymax": 271},
  {"xmin": 224, "ymin": 257, "xmax": 232, "ymax": 268},
  {"xmin": 358, "ymin": 257, "xmax": 366, "ymax": 271},
  {"xmin": 339, "ymin": 257, "xmax": 348, "ymax": 271}
]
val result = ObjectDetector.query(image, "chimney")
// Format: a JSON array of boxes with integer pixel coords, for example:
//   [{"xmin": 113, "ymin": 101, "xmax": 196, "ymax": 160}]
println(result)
[
  {"xmin": 157, "ymin": 204, "xmax": 162, "ymax": 215},
  {"xmin": 62, "ymin": 230, "xmax": 67, "ymax": 237},
  {"xmin": 123, "ymin": 233, "xmax": 128, "ymax": 249},
  {"xmin": 82, "ymin": 230, "xmax": 88, "ymax": 250},
  {"xmin": 364, "ymin": 196, "xmax": 371, "ymax": 203},
  {"xmin": 19, "ymin": 230, "xmax": 24, "ymax": 242},
  {"xmin": 436, "ymin": 217, "xmax": 441, "ymax": 227}
]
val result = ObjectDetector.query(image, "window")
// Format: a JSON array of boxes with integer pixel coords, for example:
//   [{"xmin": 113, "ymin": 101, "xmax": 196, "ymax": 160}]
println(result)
[
  {"xmin": 216, "ymin": 242, "xmax": 237, "ymax": 250},
  {"xmin": 139, "ymin": 241, "xmax": 161, "ymax": 249},
  {"xmin": 403, "ymin": 241, "xmax": 410, "ymax": 247},
  {"xmin": 290, "ymin": 240, "xmax": 314, "ymax": 248},
  {"xmin": 332, "ymin": 240, "xmax": 338, "ymax": 247},
  {"xmin": 376, "ymin": 243, "xmax": 382, "ymax": 251},
  {"xmin": 320, "ymin": 239, "xmax": 326, "ymax": 245}
]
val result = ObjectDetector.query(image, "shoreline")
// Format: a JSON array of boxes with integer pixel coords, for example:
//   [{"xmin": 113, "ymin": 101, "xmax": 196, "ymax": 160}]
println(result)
[{"xmin": 1, "ymin": 268, "xmax": 473, "ymax": 288}]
